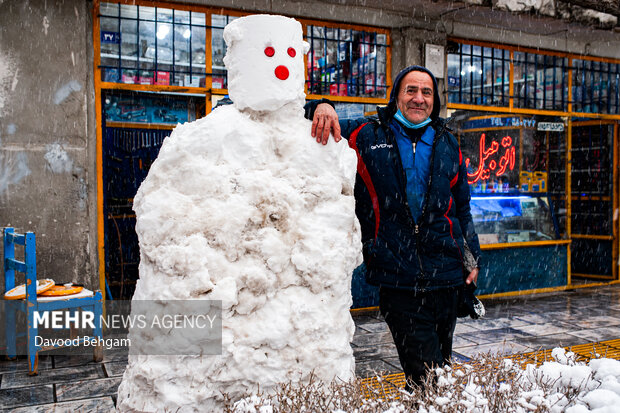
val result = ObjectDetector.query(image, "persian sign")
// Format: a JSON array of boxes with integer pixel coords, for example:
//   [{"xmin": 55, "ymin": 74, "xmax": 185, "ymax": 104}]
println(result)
[{"xmin": 465, "ymin": 133, "xmax": 516, "ymax": 184}]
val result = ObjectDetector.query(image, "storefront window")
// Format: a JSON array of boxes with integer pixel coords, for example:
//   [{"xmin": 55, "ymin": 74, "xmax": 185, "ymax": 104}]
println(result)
[
  {"xmin": 306, "ymin": 26, "xmax": 388, "ymax": 98},
  {"xmin": 447, "ymin": 43, "xmax": 510, "ymax": 106},
  {"xmin": 448, "ymin": 41, "xmax": 573, "ymax": 112},
  {"xmin": 100, "ymin": 4, "xmax": 390, "ymax": 103},
  {"xmin": 455, "ymin": 112, "xmax": 522, "ymax": 192},
  {"xmin": 452, "ymin": 110, "xmax": 565, "ymax": 244},
  {"xmin": 99, "ymin": 3, "xmax": 206, "ymax": 86},
  {"xmin": 513, "ymin": 52, "xmax": 568, "ymax": 111},
  {"xmin": 572, "ymin": 60, "xmax": 620, "ymax": 115}
]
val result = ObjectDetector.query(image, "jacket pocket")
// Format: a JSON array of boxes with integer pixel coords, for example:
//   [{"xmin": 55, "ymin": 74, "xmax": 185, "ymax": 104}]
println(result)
[{"xmin": 366, "ymin": 236, "xmax": 401, "ymax": 273}]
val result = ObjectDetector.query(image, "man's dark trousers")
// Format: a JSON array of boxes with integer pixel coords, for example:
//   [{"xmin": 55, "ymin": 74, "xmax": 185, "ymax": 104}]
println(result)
[{"xmin": 379, "ymin": 286, "xmax": 459, "ymax": 390}]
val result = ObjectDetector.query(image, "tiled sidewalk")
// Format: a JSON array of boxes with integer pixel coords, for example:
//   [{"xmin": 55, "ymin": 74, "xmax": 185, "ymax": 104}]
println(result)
[
  {"xmin": 353, "ymin": 283, "xmax": 620, "ymax": 377},
  {"xmin": 0, "ymin": 349, "xmax": 125, "ymax": 412},
  {"xmin": 2, "ymin": 283, "xmax": 620, "ymax": 411}
]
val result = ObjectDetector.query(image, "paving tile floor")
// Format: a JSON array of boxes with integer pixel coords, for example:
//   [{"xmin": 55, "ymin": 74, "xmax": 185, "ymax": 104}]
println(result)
[
  {"xmin": 2, "ymin": 283, "xmax": 620, "ymax": 411},
  {"xmin": 353, "ymin": 283, "xmax": 620, "ymax": 377}
]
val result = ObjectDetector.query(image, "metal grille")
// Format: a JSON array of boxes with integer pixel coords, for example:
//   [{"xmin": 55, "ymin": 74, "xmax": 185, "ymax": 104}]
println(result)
[
  {"xmin": 99, "ymin": 2, "xmax": 207, "ymax": 86},
  {"xmin": 306, "ymin": 25, "xmax": 388, "ymax": 98},
  {"xmin": 447, "ymin": 43, "xmax": 510, "ymax": 106},
  {"xmin": 573, "ymin": 59, "xmax": 620, "ymax": 114},
  {"xmin": 513, "ymin": 52, "xmax": 569, "ymax": 111},
  {"xmin": 446, "ymin": 40, "xmax": 620, "ymax": 114}
]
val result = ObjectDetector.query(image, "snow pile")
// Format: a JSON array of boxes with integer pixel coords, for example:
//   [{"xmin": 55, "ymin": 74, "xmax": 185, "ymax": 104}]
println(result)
[
  {"xmin": 116, "ymin": 14, "xmax": 361, "ymax": 412},
  {"xmin": 494, "ymin": 0, "xmax": 618, "ymax": 27},
  {"xmin": 229, "ymin": 349, "xmax": 620, "ymax": 412}
]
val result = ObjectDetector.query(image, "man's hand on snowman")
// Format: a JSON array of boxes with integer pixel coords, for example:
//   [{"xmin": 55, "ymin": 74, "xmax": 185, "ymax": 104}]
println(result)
[{"xmin": 311, "ymin": 103, "xmax": 341, "ymax": 145}]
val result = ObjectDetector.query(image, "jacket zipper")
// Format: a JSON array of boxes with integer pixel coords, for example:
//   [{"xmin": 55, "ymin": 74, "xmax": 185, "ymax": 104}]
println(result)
[
  {"xmin": 412, "ymin": 141, "xmax": 418, "ymax": 234},
  {"xmin": 387, "ymin": 125, "xmax": 426, "ymax": 275},
  {"xmin": 419, "ymin": 119, "xmax": 450, "ymax": 223},
  {"xmin": 416, "ymin": 120, "xmax": 451, "ymax": 273}
]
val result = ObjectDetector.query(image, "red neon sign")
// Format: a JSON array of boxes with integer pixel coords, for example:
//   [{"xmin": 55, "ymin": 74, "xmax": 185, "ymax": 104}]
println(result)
[{"xmin": 465, "ymin": 133, "xmax": 516, "ymax": 184}]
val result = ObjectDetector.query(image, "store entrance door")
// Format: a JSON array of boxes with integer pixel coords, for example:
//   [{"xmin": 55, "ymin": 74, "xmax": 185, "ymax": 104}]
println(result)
[
  {"xmin": 570, "ymin": 120, "xmax": 618, "ymax": 282},
  {"xmin": 103, "ymin": 126, "xmax": 169, "ymax": 299},
  {"xmin": 101, "ymin": 91, "xmax": 204, "ymax": 299}
]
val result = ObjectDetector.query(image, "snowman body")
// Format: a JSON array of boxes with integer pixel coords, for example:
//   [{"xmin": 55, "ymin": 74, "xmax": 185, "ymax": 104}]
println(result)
[{"xmin": 116, "ymin": 15, "xmax": 361, "ymax": 412}]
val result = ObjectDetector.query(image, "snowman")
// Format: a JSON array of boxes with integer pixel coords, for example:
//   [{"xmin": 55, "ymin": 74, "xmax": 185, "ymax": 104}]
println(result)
[{"xmin": 116, "ymin": 14, "xmax": 362, "ymax": 412}]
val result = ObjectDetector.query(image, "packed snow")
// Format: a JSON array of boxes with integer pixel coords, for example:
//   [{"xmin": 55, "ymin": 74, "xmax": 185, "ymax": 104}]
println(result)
[
  {"xmin": 116, "ymin": 14, "xmax": 361, "ymax": 412},
  {"xmin": 232, "ymin": 348, "xmax": 620, "ymax": 412}
]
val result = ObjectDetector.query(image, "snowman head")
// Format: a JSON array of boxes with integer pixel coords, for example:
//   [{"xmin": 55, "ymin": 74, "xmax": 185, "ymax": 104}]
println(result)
[{"xmin": 223, "ymin": 14, "xmax": 310, "ymax": 112}]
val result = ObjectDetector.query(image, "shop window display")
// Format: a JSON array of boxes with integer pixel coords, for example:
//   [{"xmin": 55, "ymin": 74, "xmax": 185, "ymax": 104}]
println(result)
[
  {"xmin": 306, "ymin": 26, "xmax": 388, "ymax": 98},
  {"xmin": 99, "ymin": 3, "xmax": 206, "ymax": 87},
  {"xmin": 470, "ymin": 195, "xmax": 557, "ymax": 244},
  {"xmin": 512, "ymin": 52, "xmax": 569, "ymax": 111},
  {"xmin": 447, "ymin": 42, "xmax": 571, "ymax": 111},
  {"xmin": 452, "ymin": 110, "xmax": 566, "ymax": 244},
  {"xmin": 99, "ymin": 4, "xmax": 389, "ymax": 100},
  {"xmin": 447, "ymin": 43, "xmax": 510, "ymax": 107},
  {"xmin": 572, "ymin": 60, "xmax": 620, "ymax": 115}
]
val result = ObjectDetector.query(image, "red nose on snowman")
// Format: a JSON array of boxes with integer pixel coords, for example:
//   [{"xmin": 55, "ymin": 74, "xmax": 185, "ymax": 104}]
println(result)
[{"xmin": 275, "ymin": 65, "xmax": 289, "ymax": 80}]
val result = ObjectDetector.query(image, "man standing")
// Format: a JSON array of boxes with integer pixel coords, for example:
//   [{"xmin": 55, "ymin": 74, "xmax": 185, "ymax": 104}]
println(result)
[{"xmin": 305, "ymin": 65, "xmax": 481, "ymax": 389}]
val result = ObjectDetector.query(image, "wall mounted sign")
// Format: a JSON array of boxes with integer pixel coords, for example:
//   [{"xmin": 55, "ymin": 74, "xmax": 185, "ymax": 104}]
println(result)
[{"xmin": 537, "ymin": 122, "xmax": 565, "ymax": 132}]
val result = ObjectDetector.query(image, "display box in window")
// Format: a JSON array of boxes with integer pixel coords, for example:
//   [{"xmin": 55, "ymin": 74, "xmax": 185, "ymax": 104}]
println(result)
[
  {"xmin": 338, "ymin": 43, "xmax": 349, "ymax": 62},
  {"xmin": 155, "ymin": 71, "xmax": 170, "ymax": 85},
  {"xmin": 212, "ymin": 77, "xmax": 224, "ymax": 89},
  {"xmin": 183, "ymin": 75, "xmax": 202, "ymax": 87},
  {"xmin": 122, "ymin": 70, "xmax": 137, "ymax": 84},
  {"xmin": 358, "ymin": 35, "xmax": 371, "ymax": 56},
  {"xmin": 330, "ymin": 83, "xmax": 347, "ymax": 96},
  {"xmin": 139, "ymin": 71, "xmax": 154, "ymax": 85},
  {"xmin": 103, "ymin": 68, "xmax": 120, "ymax": 83},
  {"xmin": 348, "ymin": 83, "xmax": 358, "ymax": 96}
]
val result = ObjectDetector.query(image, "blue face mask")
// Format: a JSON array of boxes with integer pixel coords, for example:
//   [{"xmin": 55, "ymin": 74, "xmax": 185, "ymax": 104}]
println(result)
[{"xmin": 394, "ymin": 109, "xmax": 432, "ymax": 129}]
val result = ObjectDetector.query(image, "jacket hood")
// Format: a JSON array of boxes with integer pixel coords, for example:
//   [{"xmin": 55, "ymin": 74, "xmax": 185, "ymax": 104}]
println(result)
[{"xmin": 387, "ymin": 65, "xmax": 441, "ymax": 122}]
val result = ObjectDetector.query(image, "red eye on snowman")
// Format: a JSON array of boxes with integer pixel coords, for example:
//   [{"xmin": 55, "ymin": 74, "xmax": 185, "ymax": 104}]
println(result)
[{"xmin": 264, "ymin": 46, "xmax": 295, "ymax": 80}]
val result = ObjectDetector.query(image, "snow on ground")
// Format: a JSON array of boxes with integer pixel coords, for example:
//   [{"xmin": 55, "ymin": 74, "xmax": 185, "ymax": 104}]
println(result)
[{"xmin": 232, "ymin": 348, "xmax": 620, "ymax": 412}]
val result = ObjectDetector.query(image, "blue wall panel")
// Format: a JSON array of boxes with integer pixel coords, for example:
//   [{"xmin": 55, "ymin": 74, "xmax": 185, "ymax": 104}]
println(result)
[
  {"xmin": 476, "ymin": 245, "xmax": 568, "ymax": 295},
  {"xmin": 350, "ymin": 244, "xmax": 568, "ymax": 308}
]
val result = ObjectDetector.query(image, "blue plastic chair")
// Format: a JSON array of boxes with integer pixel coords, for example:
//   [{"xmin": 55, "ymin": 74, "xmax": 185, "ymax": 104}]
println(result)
[{"xmin": 3, "ymin": 227, "xmax": 104, "ymax": 375}]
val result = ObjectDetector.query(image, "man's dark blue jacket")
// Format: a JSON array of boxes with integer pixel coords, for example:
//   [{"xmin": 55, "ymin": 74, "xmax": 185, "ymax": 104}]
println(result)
[{"xmin": 305, "ymin": 66, "xmax": 482, "ymax": 291}]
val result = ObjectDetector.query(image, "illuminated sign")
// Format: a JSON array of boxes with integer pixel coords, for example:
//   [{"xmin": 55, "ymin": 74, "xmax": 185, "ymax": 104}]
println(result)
[
  {"xmin": 462, "ymin": 116, "xmax": 536, "ymax": 130},
  {"xmin": 465, "ymin": 133, "xmax": 516, "ymax": 184}
]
